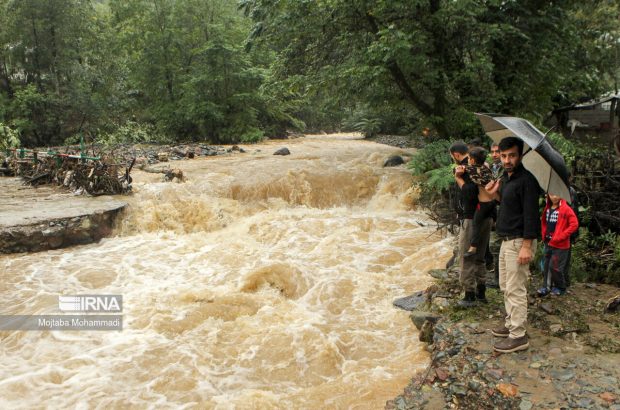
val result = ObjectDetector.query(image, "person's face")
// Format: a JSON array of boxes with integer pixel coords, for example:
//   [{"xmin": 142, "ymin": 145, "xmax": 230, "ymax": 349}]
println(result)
[
  {"xmin": 468, "ymin": 156, "xmax": 475, "ymax": 166},
  {"xmin": 491, "ymin": 145, "xmax": 500, "ymax": 163},
  {"xmin": 450, "ymin": 152, "xmax": 462, "ymax": 163},
  {"xmin": 500, "ymin": 145, "xmax": 521, "ymax": 173},
  {"xmin": 548, "ymin": 194, "xmax": 561, "ymax": 205}
]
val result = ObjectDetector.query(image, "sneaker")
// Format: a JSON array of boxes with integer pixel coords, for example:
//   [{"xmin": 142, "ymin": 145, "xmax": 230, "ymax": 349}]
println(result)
[
  {"xmin": 491, "ymin": 324, "xmax": 509, "ymax": 338},
  {"xmin": 537, "ymin": 287, "xmax": 549, "ymax": 297},
  {"xmin": 550, "ymin": 287, "xmax": 565, "ymax": 296},
  {"xmin": 494, "ymin": 335, "xmax": 529, "ymax": 353}
]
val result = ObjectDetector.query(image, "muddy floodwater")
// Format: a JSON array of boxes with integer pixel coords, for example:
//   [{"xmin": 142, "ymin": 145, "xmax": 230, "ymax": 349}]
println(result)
[{"xmin": 0, "ymin": 134, "xmax": 451, "ymax": 409}]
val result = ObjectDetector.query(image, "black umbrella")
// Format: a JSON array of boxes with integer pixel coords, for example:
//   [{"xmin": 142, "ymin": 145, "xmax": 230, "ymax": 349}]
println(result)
[{"xmin": 475, "ymin": 113, "xmax": 571, "ymax": 202}]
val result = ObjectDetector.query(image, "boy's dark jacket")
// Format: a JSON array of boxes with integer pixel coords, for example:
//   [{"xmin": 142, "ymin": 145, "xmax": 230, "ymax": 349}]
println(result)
[{"xmin": 541, "ymin": 198, "xmax": 579, "ymax": 249}]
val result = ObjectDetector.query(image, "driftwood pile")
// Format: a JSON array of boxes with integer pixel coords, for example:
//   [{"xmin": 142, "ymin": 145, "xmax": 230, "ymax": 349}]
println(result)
[{"xmin": 4, "ymin": 149, "xmax": 134, "ymax": 196}]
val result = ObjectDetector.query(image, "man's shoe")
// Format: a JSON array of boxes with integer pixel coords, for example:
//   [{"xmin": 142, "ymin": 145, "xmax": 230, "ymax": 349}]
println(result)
[
  {"xmin": 476, "ymin": 284, "xmax": 488, "ymax": 304},
  {"xmin": 537, "ymin": 287, "xmax": 549, "ymax": 297},
  {"xmin": 491, "ymin": 324, "xmax": 509, "ymax": 338},
  {"xmin": 457, "ymin": 291, "xmax": 476, "ymax": 308},
  {"xmin": 494, "ymin": 335, "xmax": 529, "ymax": 353},
  {"xmin": 487, "ymin": 281, "xmax": 499, "ymax": 289},
  {"xmin": 550, "ymin": 287, "xmax": 565, "ymax": 296}
]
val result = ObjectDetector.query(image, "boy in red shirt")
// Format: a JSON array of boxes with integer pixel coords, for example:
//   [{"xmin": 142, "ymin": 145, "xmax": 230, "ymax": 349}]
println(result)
[{"xmin": 538, "ymin": 193, "xmax": 579, "ymax": 296}]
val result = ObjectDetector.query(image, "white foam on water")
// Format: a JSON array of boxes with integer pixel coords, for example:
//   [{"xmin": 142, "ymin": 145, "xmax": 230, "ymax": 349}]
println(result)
[{"xmin": 0, "ymin": 136, "xmax": 452, "ymax": 409}]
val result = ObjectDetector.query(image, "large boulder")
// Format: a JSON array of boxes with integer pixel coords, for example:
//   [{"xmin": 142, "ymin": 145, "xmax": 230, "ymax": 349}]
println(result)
[
  {"xmin": 383, "ymin": 155, "xmax": 405, "ymax": 167},
  {"xmin": 273, "ymin": 147, "xmax": 291, "ymax": 156}
]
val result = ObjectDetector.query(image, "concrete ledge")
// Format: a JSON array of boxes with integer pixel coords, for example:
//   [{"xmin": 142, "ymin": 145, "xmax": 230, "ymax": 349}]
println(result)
[{"xmin": 0, "ymin": 178, "xmax": 127, "ymax": 253}]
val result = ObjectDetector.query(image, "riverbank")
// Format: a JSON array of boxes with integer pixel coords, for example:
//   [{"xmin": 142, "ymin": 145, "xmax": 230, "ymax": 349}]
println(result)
[{"xmin": 387, "ymin": 265, "xmax": 620, "ymax": 409}]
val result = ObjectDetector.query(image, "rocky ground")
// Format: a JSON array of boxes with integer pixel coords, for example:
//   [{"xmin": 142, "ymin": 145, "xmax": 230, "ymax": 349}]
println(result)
[
  {"xmin": 387, "ymin": 266, "xmax": 620, "ymax": 409},
  {"xmin": 369, "ymin": 134, "xmax": 419, "ymax": 148}
]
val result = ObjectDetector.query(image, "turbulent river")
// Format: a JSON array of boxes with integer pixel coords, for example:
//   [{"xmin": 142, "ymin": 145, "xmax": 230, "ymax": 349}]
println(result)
[{"xmin": 0, "ymin": 134, "xmax": 452, "ymax": 409}]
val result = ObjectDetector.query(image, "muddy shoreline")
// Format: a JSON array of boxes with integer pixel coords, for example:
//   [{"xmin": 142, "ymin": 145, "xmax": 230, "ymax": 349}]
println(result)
[{"xmin": 387, "ymin": 263, "xmax": 620, "ymax": 409}]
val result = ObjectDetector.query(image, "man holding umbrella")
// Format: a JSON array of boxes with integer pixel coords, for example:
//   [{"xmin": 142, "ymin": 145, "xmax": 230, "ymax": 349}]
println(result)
[
  {"xmin": 485, "ymin": 136, "xmax": 540, "ymax": 353},
  {"xmin": 477, "ymin": 113, "xmax": 572, "ymax": 353}
]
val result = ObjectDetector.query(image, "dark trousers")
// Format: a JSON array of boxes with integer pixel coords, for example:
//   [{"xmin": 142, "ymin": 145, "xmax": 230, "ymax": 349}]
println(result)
[
  {"xmin": 542, "ymin": 244, "xmax": 571, "ymax": 290},
  {"xmin": 470, "ymin": 201, "xmax": 496, "ymax": 248},
  {"xmin": 459, "ymin": 218, "xmax": 492, "ymax": 292}
]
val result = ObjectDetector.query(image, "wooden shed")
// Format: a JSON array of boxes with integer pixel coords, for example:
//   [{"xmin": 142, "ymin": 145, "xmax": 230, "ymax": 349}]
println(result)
[{"xmin": 550, "ymin": 93, "xmax": 620, "ymax": 145}]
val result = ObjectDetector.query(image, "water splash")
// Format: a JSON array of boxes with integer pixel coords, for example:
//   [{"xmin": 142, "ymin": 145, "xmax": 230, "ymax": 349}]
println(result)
[{"xmin": 0, "ymin": 136, "xmax": 451, "ymax": 409}]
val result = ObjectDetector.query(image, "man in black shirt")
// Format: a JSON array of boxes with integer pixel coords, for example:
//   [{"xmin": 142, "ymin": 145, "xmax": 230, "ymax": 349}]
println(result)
[{"xmin": 485, "ymin": 137, "xmax": 540, "ymax": 353}]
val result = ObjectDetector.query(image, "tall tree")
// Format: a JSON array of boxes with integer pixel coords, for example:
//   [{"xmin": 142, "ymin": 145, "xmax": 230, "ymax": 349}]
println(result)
[{"xmin": 243, "ymin": 0, "xmax": 620, "ymax": 137}]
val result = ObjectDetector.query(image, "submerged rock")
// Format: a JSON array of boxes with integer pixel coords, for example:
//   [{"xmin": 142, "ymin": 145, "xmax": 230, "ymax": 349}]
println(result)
[
  {"xmin": 383, "ymin": 155, "xmax": 405, "ymax": 167},
  {"xmin": 273, "ymin": 147, "xmax": 291, "ymax": 156}
]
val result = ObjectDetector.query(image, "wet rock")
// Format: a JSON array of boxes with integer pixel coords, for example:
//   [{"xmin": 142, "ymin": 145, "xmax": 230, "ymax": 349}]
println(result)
[
  {"xmin": 419, "ymin": 321, "xmax": 435, "ymax": 343},
  {"xmin": 549, "ymin": 323, "xmax": 563, "ymax": 334},
  {"xmin": 468, "ymin": 380, "xmax": 481, "ymax": 392},
  {"xmin": 432, "ymin": 297, "xmax": 450, "ymax": 308},
  {"xmin": 601, "ymin": 392, "xmax": 617, "ymax": 403},
  {"xmin": 574, "ymin": 398, "xmax": 593, "ymax": 408},
  {"xmin": 540, "ymin": 303, "xmax": 555, "ymax": 314},
  {"xmin": 273, "ymin": 147, "xmax": 290, "ymax": 156},
  {"xmin": 529, "ymin": 362, "xmax": 542, "ymax": 369},
  {"xmin": 435, "ymin": 367, "xmax": 450, "ymax": 381},
  {"xmin": 447, "ymin": 346, "xmax": 461, "ymax": 356},
  {"xmin": 519, "ymin": 399, "xmax": 533, "ymax": 410},
  {"xmin": 47, "ymin": 236, "xmax": 64, "ymax": 249},
  {"xmin": 497, "ymin": 383, "xmax": 519, "ymax": 397},
  {"xmin": 428, "ymin": 269, "xmax": 449, "ymax": 280},
  {"xmin": 157, "ymin": 152, "xmax": 169, "ymax": 161},
  {"xmin": 584, "ymin": 385, "xmax": 603, "ymax": 394},
  {"xmin": 410, "ymin": 311, "xmax": 441, "ymax": 330},
  {"xmin": 486, "ymin": 368, "xmax": 504, "ymax": 380},
  {"xmin": 383, "ymin": 155, "xmax": 405, "ymax": 167},
  {"xmin": 551, "ymin": 369, "xmax": 575, "ymax": 382},
  {"xmin": 450, "ymin": 383, "xmax": 467, "ymax": 397},
  {"xmin": 393, "ymin": 291, "xmax": 426, "ymax": 311}
]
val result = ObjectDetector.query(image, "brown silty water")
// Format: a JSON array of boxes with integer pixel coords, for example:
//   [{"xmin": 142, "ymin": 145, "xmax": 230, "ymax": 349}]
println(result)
[{"xmin": 0, "ymin": 134, "xmax": 452, "ymax": 409}]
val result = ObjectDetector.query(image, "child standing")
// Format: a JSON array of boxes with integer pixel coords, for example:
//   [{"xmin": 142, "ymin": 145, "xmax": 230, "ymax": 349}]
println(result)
[
  {"xmin": 538, "ymin": 193, "xmax": 579, "ymax": 296},
  {"xmin": 463, "ymin": 147, "xmax": 497, "ymax": 259}
]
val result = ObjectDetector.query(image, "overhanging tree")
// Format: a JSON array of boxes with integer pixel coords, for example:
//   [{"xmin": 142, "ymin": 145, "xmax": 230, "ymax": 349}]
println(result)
[{"xmin": 243, "ymin": 0, "xmax": 619, "ymax": 138}]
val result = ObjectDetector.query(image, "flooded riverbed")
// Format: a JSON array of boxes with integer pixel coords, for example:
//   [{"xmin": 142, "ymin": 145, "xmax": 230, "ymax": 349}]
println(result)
[{"xmin": 0, "ymin": 135, "xmax": 451, "ymax": 409}]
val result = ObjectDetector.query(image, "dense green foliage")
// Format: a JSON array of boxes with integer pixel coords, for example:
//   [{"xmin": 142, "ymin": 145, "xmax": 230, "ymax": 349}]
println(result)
[
  {"xmin": 244, "ymin": 0, "xmax": 620, "ymax": 138},
  {"xmin": 0, "ymin": 0, "xmax": 298, "ymax": 146},
  {"xmin": 1, "ymin": 1, "xmax": 619, "ymax": 146}
]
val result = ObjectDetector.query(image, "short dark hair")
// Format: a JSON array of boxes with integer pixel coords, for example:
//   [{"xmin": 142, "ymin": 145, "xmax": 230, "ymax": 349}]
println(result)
[
  {"xmin": 468, "ymin": 147, "xmax": 487, "ymax": 165},
  {"xmin": 449, "ymin": 141, "xmax": 468, "ymax": 154},
  {"xmin": 491, "ymin": 142, "xmax": 499, "ymax": 149},
  {"xmin": 498, "ymin": 136, "xmax": 523, "ymax": 155}
]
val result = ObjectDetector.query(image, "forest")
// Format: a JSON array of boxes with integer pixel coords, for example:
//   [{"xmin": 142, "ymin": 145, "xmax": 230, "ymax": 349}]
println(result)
[{"xmin": 1, "ymin": 0, "xmax": 619, "ymax": 148}]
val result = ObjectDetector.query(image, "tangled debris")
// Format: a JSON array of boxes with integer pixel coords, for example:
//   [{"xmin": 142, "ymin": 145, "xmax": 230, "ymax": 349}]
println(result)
[{"xmin": 4, "ymin": 148, "xmax": 134, "ymax": 195}]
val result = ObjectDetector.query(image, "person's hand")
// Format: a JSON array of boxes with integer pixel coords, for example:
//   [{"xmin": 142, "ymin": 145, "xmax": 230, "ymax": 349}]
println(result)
[
  {"xmin": 485, "ymin": 180, "xmax": 500, "ymax": 195},
  {"xmin": 518, "ymin": 245, "xmax": 532, "ymax": 265},
  {"xmin": 454, "ymin": 165, "xmax": 465, "ymax": 177}
]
